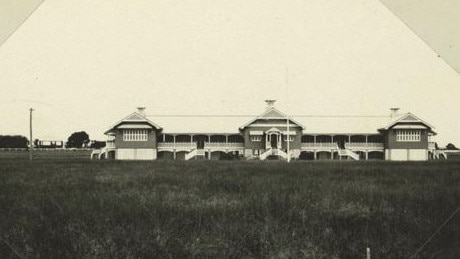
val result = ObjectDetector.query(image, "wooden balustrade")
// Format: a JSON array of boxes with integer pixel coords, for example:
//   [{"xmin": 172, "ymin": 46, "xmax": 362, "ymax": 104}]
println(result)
[
  {"xmin": 301, "ymin": 142, "xmax": 384, "ymax": 149},
  {"xmin": 157, "ymin": 142, "xmax": 197, "ymax": 149},
  {"xmin": 345, "ymin": 142, "xmax": 384, "ymax": 149},
  {"xmin": 204, "ymin": 142, "xmax": 244, "ymax": 149}
]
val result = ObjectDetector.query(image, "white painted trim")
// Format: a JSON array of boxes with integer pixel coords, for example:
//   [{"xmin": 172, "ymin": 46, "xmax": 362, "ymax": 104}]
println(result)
[
  {"xmin": 249, "ymin": 130, "xmax": 263, "ymax": 135},
  {"xmin": 382, "ymin": 113, "xmax": 434, "ymax": 130},
  {"xmin": 395, "ymin": 129, "xmax": 421, "ymax": 142},
  {"xmin": 105, "ymin": 112, "xmax": 162, "ymax": 134},
  {"xmin": 118, "ymin": 124, "xmax": 154, "ymax": 129},
  {"xmin": 392, "ymin": 125, "xmax": 427, "ymax": 129},
  {"xmin": 248, "ymin": 124, "xmax": 299, "ymax": 128},
  {"xmin": 239, "ymin": 107, "xmax": 306, "ymax": 130}
]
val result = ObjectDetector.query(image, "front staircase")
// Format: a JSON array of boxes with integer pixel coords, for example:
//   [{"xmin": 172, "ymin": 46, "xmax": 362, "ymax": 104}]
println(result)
[
  {"xmin": 185, "ymin": 149, "xmax": 206, "ymax": 160},
  {"xmin": 91, "ymin": 147, "xmax": 107, "ymax": 159},
  {"xmin": 273, "ymin": 149, "xmax": 288, "ymax": 159},
  {"xmin": 259, "ymin": 148, "xmax": 273, "ymax": 160},
  {"xmin": 259, "ymin": 148, "xmax": 290, "ymax": 160},
  {"xmin": 433, "ymin": 150, "xmax": 448, "ymax": 160},
  {"xmin": 338, "ymin": 148, "xmax": 360, "ymax": 160}
]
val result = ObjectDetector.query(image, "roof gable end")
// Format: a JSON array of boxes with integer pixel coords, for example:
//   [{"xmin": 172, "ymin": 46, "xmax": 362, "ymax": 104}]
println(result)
[
  {"xmin": 260, "ymin": 109, "xmax": 285, "ymax": 119},
  {"xmin": 124, "ymin": 113, "xmax": 147, "ymax": 121},
  {"xmin": 400, "ymin": 114, "xmax": 419, "ymax": 122},
  {"xmin": 239, "ymin": 107, "xmax": 305, "ymax": 130},
  {"xmin": 381, "ymin": 113, "xmax": 434, "ymax": 131},
  {"xmin": 105, "ymin": 112, "xmax": 162, "ymax": 134}
]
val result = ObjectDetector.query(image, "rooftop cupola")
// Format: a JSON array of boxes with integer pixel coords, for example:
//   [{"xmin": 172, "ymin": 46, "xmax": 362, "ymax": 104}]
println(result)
[
  {"xmin": 390, "ymin": 107, "xmax": 400, "ymax": 119},
  {"xmin": 137, "ymin": 107, "xmax": 146, "ymax": 117},
  {"xmin": 265, "ymin": 100, "xmax": 276, "ymax": 110}
]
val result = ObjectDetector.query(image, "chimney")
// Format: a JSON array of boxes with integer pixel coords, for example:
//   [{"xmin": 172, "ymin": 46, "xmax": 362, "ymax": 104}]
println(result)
[
  {"xmin": 137, "ymin": 107, "xmax": 146, "ymax": 117},
  {"xmin": 390, "ymin": 108, "xmax": 400, "ymax": 119},
  {"xmin": 265, "ymin": 100, "xmax": 276, "ymax": 110}
]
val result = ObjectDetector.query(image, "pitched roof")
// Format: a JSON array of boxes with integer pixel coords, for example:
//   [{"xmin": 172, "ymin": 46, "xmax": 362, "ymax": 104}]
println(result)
[
  {"xmin": 104, "ymin": 112, "xmax": 162, "ymax": 134},
  {"xmin": 380, "ymin": 113, "xmax": 435, "ymax": 131},
  {"xmin": 146, "ymin": 115, "xmax": 391, "ymax": 135},
  {"xmin": 110, "ymin": 110, "xmax": 433, "ymax": 136},
  {"xmin": 239, "ymin": 107, "xmax": 306, "ymax": 130},
  {"xmin": 148, "ymin": 116, "xmax": 245, "ymax": 134},
  {"xmin": 297, "ymin": 116, "xmax": 391, "ymax": 135}
]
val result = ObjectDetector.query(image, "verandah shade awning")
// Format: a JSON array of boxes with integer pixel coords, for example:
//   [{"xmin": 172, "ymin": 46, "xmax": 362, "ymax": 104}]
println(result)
[
  {"xmin": 117, "ymin": 124, "xmax": 153, "ymax": 129},
  {"xmin": 249, "ymin": 130, "xmax": 263, "ymax": 135},
  {"xmin": 392, "ymin": 125, "xmax": 428, "ymax": 129}
]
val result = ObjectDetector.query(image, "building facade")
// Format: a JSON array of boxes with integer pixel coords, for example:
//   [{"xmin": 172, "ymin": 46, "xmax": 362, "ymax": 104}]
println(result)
[{"xmin": 93, "ymin": 101, "xmax": 440, "ymax": 161}]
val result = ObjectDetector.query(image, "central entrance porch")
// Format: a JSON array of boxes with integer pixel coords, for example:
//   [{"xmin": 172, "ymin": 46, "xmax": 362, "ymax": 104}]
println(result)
[{"xmin": 265, "ymin": 128, "xmax": 282, "ymax": 150}]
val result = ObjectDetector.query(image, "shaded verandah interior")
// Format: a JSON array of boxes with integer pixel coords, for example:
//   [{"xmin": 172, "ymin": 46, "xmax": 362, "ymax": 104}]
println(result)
[
  {"xmin": 300, "ymin": 134, "xmax": 385, "ymax": 160},
  {"xmin": 157, "ymin": 134, "xmax": 244, "ymax": 160}
]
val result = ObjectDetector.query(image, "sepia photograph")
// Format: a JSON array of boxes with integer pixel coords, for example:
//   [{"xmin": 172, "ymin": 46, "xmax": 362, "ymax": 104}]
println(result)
[{"xmin": 1, "ymin": 0, "xmax": 459, "ymax": 258}]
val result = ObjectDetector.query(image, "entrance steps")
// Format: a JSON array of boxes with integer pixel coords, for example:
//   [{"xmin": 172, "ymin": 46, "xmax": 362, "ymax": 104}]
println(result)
[
  {"xmin": 185, "ymin": 149, "xmax": 206, "ymax": 160},
  {"xmin": 338, "ymin": 148, "xmax": 360, "ymax": 160},
  {"xmin": 433, "ymin": 150, "xmax": 447, "ymax": 160},
  {"xmin": 259, "ymin": 148, "xmax": 289, "ymax": 160},
  {"xmin": 259, "ymin": 148, "xmax": 273, "ymax": 160}
]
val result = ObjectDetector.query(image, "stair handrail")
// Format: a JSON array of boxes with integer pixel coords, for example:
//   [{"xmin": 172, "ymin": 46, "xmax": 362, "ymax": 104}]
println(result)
[
  {"xmin": 259, "ymin": 148, "xmax": 272, "ymax": 160},
  {"xmin": 345, "ymin": 149, "xmax": 360, "ymax": 160},
  {"xmin": 336, "ymin": 144, "xmax": 360, "ymax": 160},
  {"xmin": 185, "ymin": 149, "xmax": 197, "ymax": 160}
]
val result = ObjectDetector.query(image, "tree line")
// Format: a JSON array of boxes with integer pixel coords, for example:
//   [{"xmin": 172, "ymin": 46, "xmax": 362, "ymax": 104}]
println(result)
[
  {"xmin": 0, "ymin": 131, "xmax": 105, "ymax": 149},
  {"xmin": 0, "ymin": 135, "xmax": 29, "ymax": 148}
]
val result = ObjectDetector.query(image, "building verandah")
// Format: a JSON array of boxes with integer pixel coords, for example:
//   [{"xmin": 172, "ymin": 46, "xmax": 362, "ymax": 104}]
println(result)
[
  {"xmin": 98, "ymin": 101, "xmax": 442, "ymax": 161},
  {"xmin": 300, "ymin": 134, "xmax": 385, "ymax": 160},
  {"xmin": 157, "ymin": 133, "xmax": 244, "ymax": 160}
]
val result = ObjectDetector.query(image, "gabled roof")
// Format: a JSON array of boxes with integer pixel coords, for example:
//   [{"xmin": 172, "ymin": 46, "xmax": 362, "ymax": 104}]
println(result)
[
  {"xmin": 379, "ymin": 112, "xmax": 435, "ymax": 131},
  {"xmin": 299, "ymin": 116, "xmax": 389, "ymax": 135},
  {"xmin": 104, "ymin": 112, "xmax": 162, "ymax": 134},
  {"xmin": 105, "ymin": 109, "xmax": 436, "ymax": 136},
  {"xmin": 266, "ymin": 127, "xmax": 282, "ymax": 133},
  {"xmin": 239, "ymin": 107, "xmax": 306, "ymax": 130},
  {"xmin": 149, "ymin": 115, "xmax": 386, "ymax": 135}
]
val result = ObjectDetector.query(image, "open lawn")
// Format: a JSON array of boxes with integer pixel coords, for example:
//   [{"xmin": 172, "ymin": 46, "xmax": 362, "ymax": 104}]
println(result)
[
  {"xmin": 1, "ymin": 160, "xmax": 460, "ymax": 258},
  {"xmin": 0, "ymin": 149, "xmax": 92, "ymax": 160}
]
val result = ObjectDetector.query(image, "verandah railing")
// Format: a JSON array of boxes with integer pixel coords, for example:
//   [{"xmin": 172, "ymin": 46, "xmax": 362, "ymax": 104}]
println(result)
[{"xmin": 301, "ymin": 142, "xmax": 384, "ymax": 149}]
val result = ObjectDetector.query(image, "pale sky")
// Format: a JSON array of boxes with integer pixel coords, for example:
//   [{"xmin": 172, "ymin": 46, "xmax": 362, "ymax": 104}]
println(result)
[
  {"xmin": 381, "ymin": 0, "xmax": 460, "ymax": 74},
  {"xmin": 0, "ymin": 0, "xmax": 459, "ymax": 146}
]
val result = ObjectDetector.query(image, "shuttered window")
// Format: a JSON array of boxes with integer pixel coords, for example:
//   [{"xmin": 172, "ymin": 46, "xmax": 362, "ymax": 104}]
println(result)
[
  {"xmin": 283, "ymin": 135, "xmax": 294, "ymax": 142},
  {"xmin": 251, "ymin": 135, "xmax": 262, "ymax": 142},
  {"xmin": 396, "ymin": 129, "xmax": 421, "ymax": 142},
  {"xmin": 123, "ymin": 129, "xmax": 148, "ymax": 141}
]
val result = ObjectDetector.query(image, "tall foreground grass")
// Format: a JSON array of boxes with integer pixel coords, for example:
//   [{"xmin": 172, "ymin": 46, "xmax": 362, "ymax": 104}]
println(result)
[{"xmin": 1, "ymin": 161, "xmax": 459, "ymax": 258}]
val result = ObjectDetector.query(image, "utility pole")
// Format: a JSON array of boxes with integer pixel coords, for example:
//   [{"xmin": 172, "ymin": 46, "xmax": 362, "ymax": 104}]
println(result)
[
  {"xmin": 286, "ymin": 67, "xmax": 291, "ymax": 163},
  {"xmin": 287, "ymin": 115, "xmax": 290, "ymax": 163},
  {"xmin": 29, "ymin": 108, "xmax": 34, "ymax": 161}
]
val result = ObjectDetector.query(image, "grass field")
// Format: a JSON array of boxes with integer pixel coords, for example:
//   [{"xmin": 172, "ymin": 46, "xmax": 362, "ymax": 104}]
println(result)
[
  {"xmin": 1, "ymin": 160, "xmax": 459, "ymax": 258},
  {"xmin": 0, "ymin": 149, "xmax": 92, "ymax": 160}
]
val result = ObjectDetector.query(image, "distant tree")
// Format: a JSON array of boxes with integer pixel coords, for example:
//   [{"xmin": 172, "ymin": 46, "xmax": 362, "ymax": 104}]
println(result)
[
  {"xmin": 66, "ymin": 131, "xmax": 90, "ymax": 148},
  {"xmin": 89, "ymin": 140, "xmax": 106, "ymax": 149},
  {"xmin": 446, "ymin": 143, "xmax": 459, "ymax": 150},
  {"xmin": 0, "ymin": 135, "xmax": 29, "ymax": 148}
]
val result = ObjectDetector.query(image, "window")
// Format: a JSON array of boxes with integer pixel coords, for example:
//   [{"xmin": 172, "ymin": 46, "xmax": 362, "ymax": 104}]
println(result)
[
  {"xmin": 123, "ymin": 129, "xmax": 148, "ymax": 141},
  {"xmin": 251, "ymin": 135, "xmax": 262, "ymax": 142},
  {"xmin": 396, "ymin": 129, "xmax": 421, "ymax": 142},
  {"xmin": 283, "ymin": 135, "xmax": 294, "ymax": 142}
]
